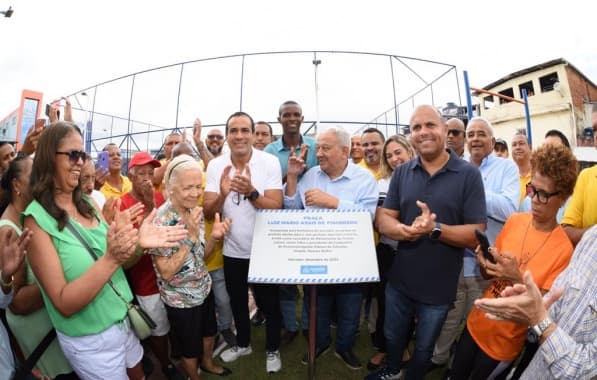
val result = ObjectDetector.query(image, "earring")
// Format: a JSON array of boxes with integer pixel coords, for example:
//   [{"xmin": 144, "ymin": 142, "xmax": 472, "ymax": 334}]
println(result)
[{"xmin": 16, "ymin": 191, "xmax": 20, "ymax": 196}]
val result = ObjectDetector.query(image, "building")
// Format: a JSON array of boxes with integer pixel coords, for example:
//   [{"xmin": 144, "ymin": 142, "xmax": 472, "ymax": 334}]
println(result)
[{"xmin": 476, "ymin": 58, "xmax": 597, "ymax": 154}]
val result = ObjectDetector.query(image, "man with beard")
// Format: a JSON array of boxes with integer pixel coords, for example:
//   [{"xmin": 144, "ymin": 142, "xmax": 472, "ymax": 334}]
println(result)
[{"xmin": 359, "ymin": 128, "xmax": 385, "ymax": 180}]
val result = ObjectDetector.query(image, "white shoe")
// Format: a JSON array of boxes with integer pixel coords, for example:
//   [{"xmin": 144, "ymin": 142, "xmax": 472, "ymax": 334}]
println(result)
[
  {"xmin": 220, "ymin": 345, "xmax": 252, "ymax": 362},
  {"xmin": 212, "ymin": 334, "xmax": 228, "ymax": 358},
  {"xmin": 266, "ymin": 350, "xmax": 282, "ymax": 373}
]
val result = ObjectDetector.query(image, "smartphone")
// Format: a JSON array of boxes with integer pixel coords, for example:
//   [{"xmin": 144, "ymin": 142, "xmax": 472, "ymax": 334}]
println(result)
[
  {"xmin": 475, "ymin": 229, "xmax": 496, "ymax": 264},
  {"xmin": 97, "ymin": 151, "xmax": 109, "ymax": 172}
]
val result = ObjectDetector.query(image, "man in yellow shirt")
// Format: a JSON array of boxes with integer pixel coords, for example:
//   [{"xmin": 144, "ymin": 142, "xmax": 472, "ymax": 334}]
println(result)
[
  {"xmin": 99, "ymin": 143, "xmax": 132, "ymax": 200},
  {"xmin": 511, "ymin": 132, "xmax": 532, "ymax": 207},
  {"xmin": 358, "ymin": 128, "xmax": 385, "ymax": 180}
]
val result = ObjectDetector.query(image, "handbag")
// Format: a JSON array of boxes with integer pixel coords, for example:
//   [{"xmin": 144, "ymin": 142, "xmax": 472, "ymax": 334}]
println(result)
[{"xmin": 65, "ymin": 222, "xmax": 156, "ymax": 340}]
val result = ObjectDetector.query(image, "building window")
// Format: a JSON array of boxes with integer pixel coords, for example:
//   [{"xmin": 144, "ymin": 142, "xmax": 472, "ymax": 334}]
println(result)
[
  {"xmin": 498, "ymin": 88, "xmax": 514, "ymax": 104},
  {"xmin": 519, "ymin": 81, "xmax": 535, "ymax": 97},
  {"xmin": 483, "ymin": 95, "xmax": 494, "ymax": 110},
  {"xmin": 539, "ymin": 72, "xmax": 559, "ymax": 92}
]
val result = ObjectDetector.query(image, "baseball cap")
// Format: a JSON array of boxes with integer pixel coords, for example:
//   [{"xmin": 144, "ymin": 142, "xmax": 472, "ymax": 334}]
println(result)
[
  {"xmin": 128, "ymin": 151, "xmax": 161, "ymax": 170},
  {"xmin": 494, "ymin": 138, "xmax": 508, "ymax": 150}
]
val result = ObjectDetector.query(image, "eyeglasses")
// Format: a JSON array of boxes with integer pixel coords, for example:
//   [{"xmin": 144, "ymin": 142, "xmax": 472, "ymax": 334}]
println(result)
[
  {"xmin": 447, "ymin": 129, "xmax": 464, "ymax": 137},
  {"xmin": 526, "ymin": 183, "xmax": 560, "ymax": 204},
  {"xmin": 56, "ymin": 150, "xmax": 87, "ymax": 163},
  {"xmin": 207, "ymin": 135, "xmax": 224, "ymax": 140}
]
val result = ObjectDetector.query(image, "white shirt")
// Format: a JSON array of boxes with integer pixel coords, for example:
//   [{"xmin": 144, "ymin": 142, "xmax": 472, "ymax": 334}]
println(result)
[{"xmin": 206, "ymin": 149, "xmax": 282, "ymax": 259}]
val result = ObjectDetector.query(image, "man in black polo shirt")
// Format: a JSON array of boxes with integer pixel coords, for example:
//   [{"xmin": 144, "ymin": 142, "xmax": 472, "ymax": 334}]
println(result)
[{"xmin": 367, "ymin": 105, "xmax": 487, "ymax": 380}]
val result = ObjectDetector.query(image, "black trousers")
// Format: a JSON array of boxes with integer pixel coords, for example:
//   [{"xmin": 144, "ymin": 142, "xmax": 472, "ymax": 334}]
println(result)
[{"xmin": 223, "ymin": 256, "xmax": 282, "ymax": 351}]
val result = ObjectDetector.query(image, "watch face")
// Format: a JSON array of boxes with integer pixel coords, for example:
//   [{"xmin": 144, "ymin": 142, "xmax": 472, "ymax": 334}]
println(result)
[
  {"xmin": 527, "ymin": 327, "xmax": 539, "ymax": 344},
  {"xmin": 430, "ymin": 228, "xmax": 441, "ymax": 240}
]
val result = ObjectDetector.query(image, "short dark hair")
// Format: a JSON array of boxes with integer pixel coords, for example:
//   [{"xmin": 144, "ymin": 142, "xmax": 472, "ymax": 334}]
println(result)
[
  {"xmin": 0, "ymin": 155, "xmax": 32, "ymax": 214},
  {"xmin": 30, "ymin": 122, "xmax": 93, "ymax": 230},
  {"xmin": 278, "ymin": 101, "xmax": 302, "ymax": 116},
  {"xmin": 225, "ymin": 111, "xmax": 255, "ymax": 135},
  {"xmin": 255, "ymin": 121, "xmax": 273, "ymax": 136},
  {"xmin": 361, "ymin": 127, "xmax": 385, "ymax": 142},
  {"xmin": 544, "ymin": 129, "xmax": 570, "ymax": 148}
]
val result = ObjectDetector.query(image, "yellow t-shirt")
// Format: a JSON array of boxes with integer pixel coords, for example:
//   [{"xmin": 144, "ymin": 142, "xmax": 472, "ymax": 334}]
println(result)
[
  {"xmin": 519, "ymin": 172, "xmax": 531, "ymax": 207},
  {"xmin": 100, "ymin": 175, "xmax": 132, "ymax": 200},
  {"xmin": 358, "ymin": 160, "xmax": 382, "ymax": 181},
  {"xmin": 562, "ymin": 164, "xmax": 597, "ymax": 228}
]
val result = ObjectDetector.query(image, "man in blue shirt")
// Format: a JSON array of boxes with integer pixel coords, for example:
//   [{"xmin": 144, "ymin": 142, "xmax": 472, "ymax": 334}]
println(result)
[
  {"xmin": 431, "ymin": 116, "xmax": 520, "ymax": 370},
  {"xmin": 265, "ymin": 100, "xmax": 319, "ymax": 346},
  {"xmin": 369, "ymin": 105, "xmax": 487, "ymax": 380},
  {"xmin": 285, "ymin": 127, "xmax": 378, "ymax": 370},
  {"xmin": 265, "ymin": 100, "xmax": 318, "ymax": 177}
]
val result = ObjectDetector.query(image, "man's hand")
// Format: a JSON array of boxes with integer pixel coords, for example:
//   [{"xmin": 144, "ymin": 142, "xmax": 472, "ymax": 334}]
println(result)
[
  {"xmin": 63, "ymin": 97, "xmax": 73, "ymax": 122},
  {"xmin": 95, "ymin": 167, "xmax": 109, "ymax": 190},
  {"xmin": 287, "ymin": 148, "xmax": 306, "ymax": 178},
  {"xmin": 410, "ymin": 200, "xmax": 437, "ymax": 235},
  {"xmin": 304, "ymin": 189, "xmax": 338, "ymax": 209},
  {"xmin": 474, "ymin": 270, "xmax": 563, "ymax": 325},
  {"xmin": 219, "ymin": 165, "xmax": 233, "ymax": 198},
  {"xmin": 193, "ymin": 118, "xmax": 202, "ymax": 147},
  {"xmin": 230, "ymin": 165, "xmax": 254, "ymax": 196}
]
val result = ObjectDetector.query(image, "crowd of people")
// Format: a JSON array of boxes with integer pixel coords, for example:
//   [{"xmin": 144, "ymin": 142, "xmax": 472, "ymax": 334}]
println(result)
[{"xmin": 0, "ymin": 99, "xmax": 595, "ymax": 380}]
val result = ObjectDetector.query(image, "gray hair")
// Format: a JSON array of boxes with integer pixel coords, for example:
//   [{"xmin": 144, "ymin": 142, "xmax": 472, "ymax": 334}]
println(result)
[
  {"xmin": 320, "ymin": 127, "xmax": 351, "ymax": 148},
  {"xmin": 468, "ymin": 116, "xmax": 495, "ymax": 136},
  {"xmin": 164, "ymin": 154, "xmax": 201, "ymax": 189}
]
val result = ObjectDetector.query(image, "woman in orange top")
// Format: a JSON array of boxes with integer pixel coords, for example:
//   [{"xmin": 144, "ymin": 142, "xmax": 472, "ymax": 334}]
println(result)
[{"xmin": 450, "ymin": 144, "xmax": 578, "ymax": 380}]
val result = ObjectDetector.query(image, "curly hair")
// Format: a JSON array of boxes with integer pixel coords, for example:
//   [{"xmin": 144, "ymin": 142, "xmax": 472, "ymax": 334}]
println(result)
[
  {"xmin": 29, "ymin": 122, "xmax": 94, "ymax": 230},
  {"xmin": 530, "ymin": 144, "xmax": 578, "ymax": 197},
  {"xmin": 380, "ymin": 134, "xmax": 415, "ymax": 179}
]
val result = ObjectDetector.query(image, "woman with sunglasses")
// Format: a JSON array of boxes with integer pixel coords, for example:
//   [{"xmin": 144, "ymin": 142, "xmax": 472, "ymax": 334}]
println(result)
[
  {"xmin": 368, "ymin": 135, "xmax": 415, "ymax": 371},
  {"xmin": 2, "ymin": 156, "xmax": 77, "ymax": 379},
  {"xmin": 450, "ymin": 144, "xmax": 578, "ymax": 380},
  {"xmin": 23, "ymin": 122, "xmax": 188, "ymax": 380}
]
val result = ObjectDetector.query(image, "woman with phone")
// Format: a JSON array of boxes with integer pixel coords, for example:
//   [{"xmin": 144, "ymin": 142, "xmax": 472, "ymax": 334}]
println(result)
[{"xmin": 450, "ymin": 144, "xmax": 578, "ymax": 380}]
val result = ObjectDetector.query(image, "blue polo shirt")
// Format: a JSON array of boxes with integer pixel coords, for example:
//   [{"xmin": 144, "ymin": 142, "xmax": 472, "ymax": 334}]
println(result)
[
  {"xmin": 264, "ymin": 134, "xmax": 318, "ymax": 176},
  {"xmin": 383, "ymin": 150, "xmax": 486, "ymax": 305}
]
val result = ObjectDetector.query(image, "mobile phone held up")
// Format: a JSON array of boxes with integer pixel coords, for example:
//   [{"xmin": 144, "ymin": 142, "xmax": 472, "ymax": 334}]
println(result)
[
  {"xmin": 475, "ymin": 229, "xmax": 496, "ymax": 264},
  {"xmin": 97, "ymin": 151, "xmax": 109, "ymax": 172}
]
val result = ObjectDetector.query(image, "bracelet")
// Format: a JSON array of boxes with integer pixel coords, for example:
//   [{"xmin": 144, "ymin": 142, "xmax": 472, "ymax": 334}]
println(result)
[{"xmin": 0, "ymin": 274, "xmax": 14, "ymax": 288}]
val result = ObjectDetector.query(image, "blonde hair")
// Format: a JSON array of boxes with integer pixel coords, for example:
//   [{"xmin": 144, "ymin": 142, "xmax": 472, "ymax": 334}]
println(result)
[{"xmin": 380, "ymin": 135, "xmax": 415, "ymax": 179}]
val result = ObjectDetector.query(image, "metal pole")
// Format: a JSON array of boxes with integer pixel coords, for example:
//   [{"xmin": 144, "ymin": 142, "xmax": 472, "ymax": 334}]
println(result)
[
  {"xmin": 522, "ymin": 89, "xmax": 532, "ymax": 146},
  {"xmin": 313, "ymin": 53, "xmax": 321, "ymax": 135},
  {"xmin": 239, "ymin": 55, "xmax": 245, "ymax": 111},
  {"xmin": 125, "ymin": 75, "xmax": 136, "ymax": 167},
  {"xmin": 175, "ymin": 64, "xmax": 184, "ymax": 130},
  {"xmin": 463, "ymin": 70, "xmax": 473, "ymax": 121},
  {"xmin": 308, "ymin": 285, "xmax": 317, "ymax": 380},
  {"xmin": 389, "ymin": 56, "xmax": 398, "ymax": 132}
]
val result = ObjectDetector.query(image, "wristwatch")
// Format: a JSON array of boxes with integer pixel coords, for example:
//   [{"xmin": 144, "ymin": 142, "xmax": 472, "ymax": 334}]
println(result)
[
  {"xmin": 527, "ymin": 315, "xmax": 553, "ymax": 343},
  {"xmin": 245, "ymin": 189, "xmax": 260, "ymax": 202},
  {"xmin": 429, "ymin": 222, "xmax": 442, "ymax": 240}
]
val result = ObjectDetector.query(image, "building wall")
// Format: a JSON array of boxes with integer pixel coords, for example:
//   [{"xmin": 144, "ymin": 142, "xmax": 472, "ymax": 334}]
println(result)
[{"xmin": 478, "ymin": 62, "xmax": 597, "ymax": 148}]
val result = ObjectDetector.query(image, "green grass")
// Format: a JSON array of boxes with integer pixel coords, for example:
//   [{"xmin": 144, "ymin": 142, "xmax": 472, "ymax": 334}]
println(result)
[{"xmin": 202, "ymin": 323, "xmax": 448, "ymax": 380}]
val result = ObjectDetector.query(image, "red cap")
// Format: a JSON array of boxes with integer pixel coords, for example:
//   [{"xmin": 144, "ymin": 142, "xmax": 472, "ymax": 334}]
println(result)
[{"xmin": 128, "ymin": 152, "xmax": 161, "ymax": 170}]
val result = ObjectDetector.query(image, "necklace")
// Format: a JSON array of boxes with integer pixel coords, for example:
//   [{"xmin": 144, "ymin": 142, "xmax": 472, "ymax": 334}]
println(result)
[{"xmin": 519, "ymin": 219, "xmax": 555, "ymax": 268}]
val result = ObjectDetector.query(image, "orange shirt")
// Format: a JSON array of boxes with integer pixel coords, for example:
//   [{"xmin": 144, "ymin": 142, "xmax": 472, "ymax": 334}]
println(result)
[{"xmin": 466, "ymin": 212, "xmax": 573, "ymax": 361}]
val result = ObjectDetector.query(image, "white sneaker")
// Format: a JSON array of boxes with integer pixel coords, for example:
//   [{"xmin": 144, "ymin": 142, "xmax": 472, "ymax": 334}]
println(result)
[
  {"xmin": 266, "ymin": 350, "xmax": 282, "ymax": 373},
  {"xmin": 220, "ymin": 345, "xmax": 252, "ymax": 362}
]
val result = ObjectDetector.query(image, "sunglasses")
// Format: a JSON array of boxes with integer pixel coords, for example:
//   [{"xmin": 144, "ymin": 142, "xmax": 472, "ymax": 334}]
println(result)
[
  {"xmin": 56, "ymin": 150, "xmax": 87, "ymax": 163},
  {"xmin": 447, "ymin": 129, "xmax": 463, "ymax": 137},
  {"xmin": 207, "ymin": 135, "xmax": 224, "ymax": 140}
]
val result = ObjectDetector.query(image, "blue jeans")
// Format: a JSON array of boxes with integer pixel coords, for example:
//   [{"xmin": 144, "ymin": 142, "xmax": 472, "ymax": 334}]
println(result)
[
  {"xmin": 305, "ymin": 284, "xmax": 363, "ymax": 353},
  {"xmin": 209, "ymin": 268, "xmax": 233, "ymax": 331},
  {"xmin": 279, "ymin": 284, "xmax": 299, "ymax": 331},
  {"xmin": 384, "ymin": 283, "xmax": 450, "ymax": 380}
]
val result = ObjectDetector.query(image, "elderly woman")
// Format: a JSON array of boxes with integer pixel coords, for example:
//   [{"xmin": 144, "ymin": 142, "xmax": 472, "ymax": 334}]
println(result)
[
  {"xmin": 450, "ymin": 144, "xmax": 578, "ymax": 380},
  {"xmin": 2, "ymin": 156, "xmax": 76, "ymax": 379},
  {"xmin": 149, "ymin": 154, "xmax": 231, "ymax": 380},
  {"xmin": 23, "ymin": 122, "xmax": 187, "ymax": 380},
  {"xmin": 368, "ymin": 134, "xmax": 415, "ymax": 370}
]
